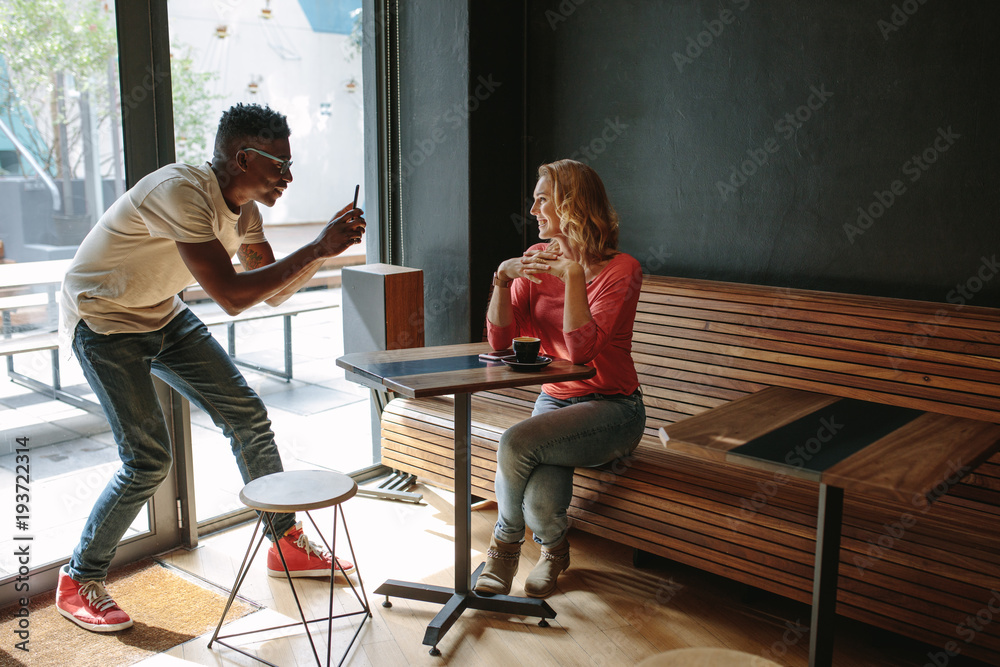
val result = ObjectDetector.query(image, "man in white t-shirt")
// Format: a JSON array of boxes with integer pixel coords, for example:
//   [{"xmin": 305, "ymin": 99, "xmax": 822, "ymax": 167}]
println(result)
[{"xmin": 55, "ymin": 103, "xmax": 366, "ymax": 633}]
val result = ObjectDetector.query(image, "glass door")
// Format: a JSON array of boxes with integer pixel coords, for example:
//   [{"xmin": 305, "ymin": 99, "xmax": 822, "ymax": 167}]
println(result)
[
  {"xmin": 0, "ymin": 0, "xmax": 177, "ymax": 605},
  {"xmin": 165, "ymin": 0, "xmax": 371, "ymax": 533}
]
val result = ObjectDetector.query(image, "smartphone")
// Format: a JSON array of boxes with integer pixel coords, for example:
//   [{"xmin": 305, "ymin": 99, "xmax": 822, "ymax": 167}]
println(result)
[
  {"xmin": 351, "ymin": 184, "xmax": 361, "ymax": 244},
  {"xmin": 479, "ymin": 349, "xmax": 513, "ymax": 362}
]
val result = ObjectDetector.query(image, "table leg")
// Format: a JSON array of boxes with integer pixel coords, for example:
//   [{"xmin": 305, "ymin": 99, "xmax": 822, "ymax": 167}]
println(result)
[
  {"xmin": 374, "ymin": 391, "xmax": 556, "ymax": 656},
  {"xmin": 455, "ymin": 391, "xmax": 472, "ymax": 594},
  {"xmin": 809, "ymin": 483, "xmax": 844, "ymax": 667}
]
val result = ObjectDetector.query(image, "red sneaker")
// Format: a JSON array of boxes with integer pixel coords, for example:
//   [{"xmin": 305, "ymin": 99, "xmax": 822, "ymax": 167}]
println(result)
[
  {"xmin": 267, "ymin": 522, "xmax": 356, "ymax": 579},
  {"xmin": 56, "ymin": 566, "xmax": 133, "ymax": 632}
]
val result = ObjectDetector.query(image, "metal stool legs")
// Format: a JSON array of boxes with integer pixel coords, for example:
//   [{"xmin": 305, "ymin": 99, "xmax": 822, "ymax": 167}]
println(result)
[{"xmin": 208, "ymin": 506, "xmax": 371, "ymax": 667}]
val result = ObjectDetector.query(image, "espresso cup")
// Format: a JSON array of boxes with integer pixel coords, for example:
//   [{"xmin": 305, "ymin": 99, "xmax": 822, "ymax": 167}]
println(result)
[{"xmin": 513, "ymin": 336, "xmax": 541, "ymax": 363}]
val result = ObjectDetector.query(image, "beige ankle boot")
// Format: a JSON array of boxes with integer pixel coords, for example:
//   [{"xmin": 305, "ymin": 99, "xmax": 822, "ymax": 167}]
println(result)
[
  {"xmin": 474, "ymin": 535, "xmax": 521, "ymax": 596},
  {"xmin": 524, "ymin": 538, "xmax": 570, "ymax": 598}
]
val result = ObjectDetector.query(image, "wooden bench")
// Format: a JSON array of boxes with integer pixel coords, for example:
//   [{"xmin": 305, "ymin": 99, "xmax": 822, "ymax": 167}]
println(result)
[
  {"xmin": 379, "ymin": 274, "xmax": 1000, "ymax": 663},
  {"xmin": 0, "ymin": 259, "xmax": 69, "ymax": 336},
  {"xmin": 0, "ymin": 249, "xmax": 364, "ymax": 412},
  {"xmin": 188, "ymin": 292, "xmax": 341, "ymax": 381},
  {"xmin": 0, "ymin": 292, "xmax": 52, "ymax": 335}
]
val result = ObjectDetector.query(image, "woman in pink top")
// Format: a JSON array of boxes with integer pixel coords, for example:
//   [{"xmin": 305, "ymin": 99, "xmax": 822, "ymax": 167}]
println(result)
[{"xmin": 475, "ymin": 159, "xmax": 646, "ymax": 598}]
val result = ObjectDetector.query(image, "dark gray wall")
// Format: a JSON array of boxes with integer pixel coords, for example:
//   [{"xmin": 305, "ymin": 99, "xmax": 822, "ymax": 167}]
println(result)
[
  {"xmin": 392, "ymin": 1, "xmax": 525, "ymax": 344},
  {"xmin": 391, "ymin": 0, "xmax": 999, "ymax": 342},
  {"xmin": 469, "ymin": 3, "xmax": 527, "ymax": 336},
  {"xmin": 524, "ymin": 0, "xmax": 1000, "ymax": 308},
  {"xmin": 395, "ymin": 2, "xmax": 472, "ymax": 343}
]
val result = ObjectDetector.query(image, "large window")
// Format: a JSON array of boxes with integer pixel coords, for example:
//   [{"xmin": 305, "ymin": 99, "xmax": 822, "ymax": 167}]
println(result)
[
  {"xmin": 166, "ymin": 0, "xmax": 370, "ymax": 530},
  {"xmin": 0, "ymin": 0, "xmax": 152, "ymax": 582},
  {"xmin": 0, "ymin": 0, "xmax": 374, "ymax": 605}
]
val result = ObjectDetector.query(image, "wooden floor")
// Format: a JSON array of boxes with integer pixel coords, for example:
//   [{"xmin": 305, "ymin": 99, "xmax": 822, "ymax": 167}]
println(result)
[{"xmin": 152, "ymin": 483, "xmax": 991, "ymax": 667}]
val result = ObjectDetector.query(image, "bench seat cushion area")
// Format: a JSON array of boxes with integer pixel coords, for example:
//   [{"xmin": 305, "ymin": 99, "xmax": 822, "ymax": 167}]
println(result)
[
  {"xmin": 379, "ymin": 275, "xmax": 1000, "ymax": 663},
  {"xmin": 382, "ymin": 393, "xmax": 1000, "ymax": 663}
]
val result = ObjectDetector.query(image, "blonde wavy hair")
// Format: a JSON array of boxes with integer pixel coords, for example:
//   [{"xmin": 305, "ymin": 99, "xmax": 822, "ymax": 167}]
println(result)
[{"xmin": 537, "ymin": 159, "xmax": 619, "ymax": 266}]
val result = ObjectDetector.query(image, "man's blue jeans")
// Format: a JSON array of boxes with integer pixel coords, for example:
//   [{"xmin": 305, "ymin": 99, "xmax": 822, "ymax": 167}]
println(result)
[
  {"xmin": 493, "ymin": 389, "xmax": 646, "ymax": 548},
  {"xmin": 68, "ymin": 308, "xmax": 293, "ymax": 582}
]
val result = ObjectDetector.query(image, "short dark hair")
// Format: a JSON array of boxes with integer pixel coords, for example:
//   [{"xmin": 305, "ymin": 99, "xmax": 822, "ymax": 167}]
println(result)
[{"xmin": 214, "ymin": 103, "xmax": 291, "ymax": 161}]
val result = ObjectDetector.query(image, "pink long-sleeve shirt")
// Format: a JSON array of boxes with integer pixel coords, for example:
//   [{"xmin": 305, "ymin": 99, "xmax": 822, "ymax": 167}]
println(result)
[{"xmin": 487, "ymin": 246, "xmax": 643, "ymax": 399}]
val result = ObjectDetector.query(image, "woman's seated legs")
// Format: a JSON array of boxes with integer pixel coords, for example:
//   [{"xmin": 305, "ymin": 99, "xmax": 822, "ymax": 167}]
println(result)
[
  {"xmin": 493, "ymin": 391, "xmax": 644, "ymax": 545},
  {"xmin": 523, "ymin": 464, "xmax": 574, "ymax": 548}
]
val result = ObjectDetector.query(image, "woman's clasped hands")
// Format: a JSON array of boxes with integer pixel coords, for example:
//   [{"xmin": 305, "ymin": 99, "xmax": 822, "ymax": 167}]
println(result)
[{"xmin": 499, "ymin": 247, "xmax": 582, "ymax": 284}]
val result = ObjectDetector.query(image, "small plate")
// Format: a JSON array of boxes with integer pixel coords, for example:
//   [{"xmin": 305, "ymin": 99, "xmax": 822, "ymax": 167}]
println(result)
[{"xmin": 501, "ymin": 355, "xmax": 553, "ymax": 372}]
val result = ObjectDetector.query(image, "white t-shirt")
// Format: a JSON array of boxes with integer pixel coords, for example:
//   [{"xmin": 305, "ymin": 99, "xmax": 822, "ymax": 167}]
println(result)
[{"xmin": 59, "ymin": 162, "xmax": 266, "ymax": 347}]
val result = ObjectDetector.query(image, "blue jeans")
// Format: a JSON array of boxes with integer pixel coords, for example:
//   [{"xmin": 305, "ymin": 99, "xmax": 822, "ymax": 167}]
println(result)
[
  {"xmin": 68, "ymin": 308, "xmax": 293, "ymax": 582},
  {"xmin": 493, "ymin": 389, "xmax": 646, "ymax": 548}
]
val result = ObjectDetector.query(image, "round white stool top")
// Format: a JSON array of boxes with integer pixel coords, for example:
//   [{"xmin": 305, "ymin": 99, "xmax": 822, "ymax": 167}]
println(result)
[
  {"xmin": 239, "ymin": 470, "xmax": 358, "ymax": 512},
  {"xmin": 637, "ymin": 648, "xmax": 782, "ymax": 667}
]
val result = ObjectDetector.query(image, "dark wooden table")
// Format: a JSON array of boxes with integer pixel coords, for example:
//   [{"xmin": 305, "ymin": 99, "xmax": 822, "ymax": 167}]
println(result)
[
  {"xmin": 336, "ymin": 342, "xmax": 596, "ymax": 656},
  {"xmin": 660, "ymin": 386, "xmax": 1000, "ymax": 667}
]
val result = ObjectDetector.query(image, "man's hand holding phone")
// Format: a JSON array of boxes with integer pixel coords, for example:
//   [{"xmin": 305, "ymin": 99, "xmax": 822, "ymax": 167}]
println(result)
[{"xmin": 317, "ymin": 184, "xmax": 365, "ymax": 256}]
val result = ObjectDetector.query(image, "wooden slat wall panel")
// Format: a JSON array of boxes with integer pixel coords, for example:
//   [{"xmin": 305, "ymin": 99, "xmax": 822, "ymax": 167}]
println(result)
[
  {"xmin": 639, "ymin": 278, "xmax": 1000, "ymax": 332},
  {"xmin": 634, "ymin": 321, "xmax": 1000, "ymax": 385},
  {"xmin": 379, "ymin": 274, "xmax": 1000, "ymax": 665}
]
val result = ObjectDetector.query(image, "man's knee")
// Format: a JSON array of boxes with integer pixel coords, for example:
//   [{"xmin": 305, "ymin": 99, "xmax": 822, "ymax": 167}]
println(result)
[
  {"xmin": 225, "ymin": 393, "xmax": 272, "ymax": 435},
  {"xmin": 123, "ymin": 450, "xmax": 173, "ymax": 486}
]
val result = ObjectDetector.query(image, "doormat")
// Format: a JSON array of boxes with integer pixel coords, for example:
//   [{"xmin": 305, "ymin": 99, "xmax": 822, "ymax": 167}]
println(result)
[{"xmin": 0, "ymin": 559, "xmax": 257, "ymax": 667}]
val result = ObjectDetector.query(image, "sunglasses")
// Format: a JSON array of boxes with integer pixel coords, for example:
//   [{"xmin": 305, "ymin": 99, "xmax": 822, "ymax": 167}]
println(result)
[{"xmin": 242, "ymin": 147, "xmax": 293, "ymax": 175}]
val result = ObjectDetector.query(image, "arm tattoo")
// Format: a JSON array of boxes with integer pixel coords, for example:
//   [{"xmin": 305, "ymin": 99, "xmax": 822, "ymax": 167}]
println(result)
[{"xmin": 238, "ymin": 244, "xmax": 266, "ymax": 270}]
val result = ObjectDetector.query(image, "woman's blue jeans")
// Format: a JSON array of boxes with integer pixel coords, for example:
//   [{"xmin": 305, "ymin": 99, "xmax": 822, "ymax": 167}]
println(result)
[
  {"xmin": 68, "ymin": 308, "xmax": 293, "ymax": 582},
  {"xmin": 493, "ymin": 389, "xmax": 646, "ymax": 548}
]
